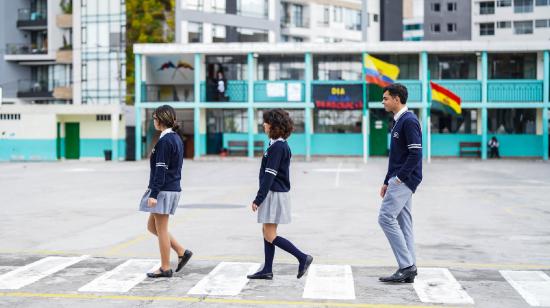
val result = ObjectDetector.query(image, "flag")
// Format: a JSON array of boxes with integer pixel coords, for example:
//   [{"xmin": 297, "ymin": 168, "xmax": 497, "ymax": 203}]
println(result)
[
  {"xmin": 363, "ymin": 55, "xmax": 400, "ymax": 87},
  {"xmin": 430, "ymin": 81, "xmax": 462, "ymax": 115}
]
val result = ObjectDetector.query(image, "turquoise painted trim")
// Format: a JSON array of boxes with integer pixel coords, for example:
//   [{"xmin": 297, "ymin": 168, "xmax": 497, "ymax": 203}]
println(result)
[
  {"xmin": 362, "ymin": 52, "xmax": 369, "ymax": 161},
  {"xmin": 135, "ymin": 53, "xmax": 142, "ymax": 160},
  {"xmin": 305, "ymin": 52, "xmax": 313, "ymax": 160},
  {"xmin": 312, "ymin": 80, "xmax": 363, "ymax": 85},
  {"xmin": 247, "ymin": 53, "xmax": 254, "ymax": 158},
  {"xmin": 311, "ymin": 134, "xmax": 363, "ymax": 155},
  {"xmin": 0, "ymin": 139, "xmax": 57, "ymax": 161},
  {"xmin": 421, "ymin": 52, "xmax": 429, "ymax": 160},
  {"xmin": 543, "ymin": 51, "xmax": 549, "ymax": 160},
  {"xmin": 431, "ymin": 134, "xmax": 482, "ymax": 156},
  {"xmin": 200, "ymin": 80, "xmax": 248, "ymax": 102},
  {"xmin": 199, "ymin": 134, "xmax": 207, "ymax": 156},
  {"xmin": 194, "ymin": 53, "xmax": 201, "ymax": 159},
  {"xmin": 253, "ymin": 80, "xmax": 306, "ymax": 102},
  {"xmin": 140, "ymin": 102, "xmax": 197, "ymax": 108},
  {"xmin": 487, "ymin": 80, "xmax": 543, "ymax": 102},
  {"xmin": 400, "ymin": 80, "xmax": 422, "ymax": 103},
  {"xmin": 432, "ymin": 80, "xmax": 482, "ymax": 102},
  {"xmin": 80, "ymin": 139, "xmax": 126, "ymax": 159},
  {"xmin": 492, "ymin": 134, "xmax": 543, "ymax": 157},
  {"xmin": 481, "ymin": 51, "xmax": 488, "ymax": 160}
]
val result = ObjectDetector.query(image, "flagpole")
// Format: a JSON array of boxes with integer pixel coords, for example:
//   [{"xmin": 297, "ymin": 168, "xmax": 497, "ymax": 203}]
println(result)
[
  {"xmin": 362, "ymin": 52, "xmax": 369, "ymax": 164},
  {"xmin": 427, "ymin": 70, "xmax": 432, "ymax": 164}
]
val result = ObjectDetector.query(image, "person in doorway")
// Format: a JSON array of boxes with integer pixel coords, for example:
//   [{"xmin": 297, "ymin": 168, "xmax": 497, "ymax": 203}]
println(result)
[
  {"xmin": 216, "ymin": 71, "xmax": 228, "ymax": 101},
  {"xmin": 489, "ymin": 136, "xmax": 500, "ymax": 158},
  {"xmin": 139, "ymin": 105, "xmax": 193, "ymax": 278},
  {"xmin": 247, "ymin": 109, "xmax": 313, "ymax": 280},
  {"xmin": 378, "ymin": 83, "xmax": 423, "ymax": 283}
]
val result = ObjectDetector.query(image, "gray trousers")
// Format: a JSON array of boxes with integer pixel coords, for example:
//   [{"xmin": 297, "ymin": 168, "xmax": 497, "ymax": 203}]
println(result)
[{"xmin": 378, "ymin": 176, "xmax": 416, "ymax": 269}]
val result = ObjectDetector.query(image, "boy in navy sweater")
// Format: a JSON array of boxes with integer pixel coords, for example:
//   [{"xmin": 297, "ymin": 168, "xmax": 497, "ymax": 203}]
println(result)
[{"xmin": 378, "ymin": 83, "xmax": 422, "ymax": 283}]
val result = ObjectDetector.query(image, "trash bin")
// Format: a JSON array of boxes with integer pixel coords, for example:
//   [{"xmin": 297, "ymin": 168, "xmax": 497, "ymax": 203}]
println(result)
[{"xmin": 104, "ymin": 150, "xmax": 112, "ymax": 161}]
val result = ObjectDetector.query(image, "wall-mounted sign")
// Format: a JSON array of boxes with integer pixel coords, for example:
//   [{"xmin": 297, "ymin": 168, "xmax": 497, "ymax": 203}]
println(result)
[{"xmin": 312, "ymin": 84, "xmax": 364, "ymax": 110}]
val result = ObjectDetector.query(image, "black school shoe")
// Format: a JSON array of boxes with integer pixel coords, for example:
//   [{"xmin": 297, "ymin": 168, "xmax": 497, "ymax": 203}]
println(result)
[
  {"xmin": 379, "ymin": 265, "xmax": 417, "ymax": 283},
  {"xmin": 176, "ymin": 250, "xmax": 193, "ymax": 272},
  {"xmin": 297, "ymin": 255, "xmax": 313, "ymax": 279},
  {"xmin": 247, "ymin": 271, "xmax": 274, "ymax": 280},
  {"xmin": 147, "ymin": 267, "xmax": 173, "ymax": 278}
]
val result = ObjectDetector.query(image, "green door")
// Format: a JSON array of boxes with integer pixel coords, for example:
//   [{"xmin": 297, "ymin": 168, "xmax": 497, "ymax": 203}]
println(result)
[
  {"xmin": 65, "ymin": 122, "xmax": 80, "ymax": 159},
  {"xmin": 56, "ymin": 122, "xmax": 61, "ymax": 159},
  {"xmin": 369, "ymin": 110, "xmax": 389, "ymax": 156}
]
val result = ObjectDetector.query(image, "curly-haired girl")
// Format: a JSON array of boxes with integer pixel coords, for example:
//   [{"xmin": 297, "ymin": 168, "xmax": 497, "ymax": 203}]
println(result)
[{"xmin": 247, "ymin": 108, "xmax": 313, "ymax": 280}]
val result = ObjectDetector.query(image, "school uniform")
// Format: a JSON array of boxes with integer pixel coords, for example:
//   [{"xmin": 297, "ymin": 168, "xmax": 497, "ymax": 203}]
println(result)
[
  {"xmin": 379, "ymin": 107, "xmax": 423, "ymax": 270},
  {"xmin": 254, "ymin": 138, "xmax": 292, "ymax": 224},
  {"xmin": 139, "ymin": 128, "xmax": 184, "ymax": 215}
]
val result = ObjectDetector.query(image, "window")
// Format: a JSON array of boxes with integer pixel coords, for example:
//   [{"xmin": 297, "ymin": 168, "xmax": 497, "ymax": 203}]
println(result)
[
  {"xmin": 96, "ymin": 114, "xmax": 111, "ymax": 121},
  {"xmin": 488, "ymin": 109, "xmax": 536, "ymax": 134},
  {"xmin": 489, "ymin": 53, "xmax": 536, "ymax": 79},
  {"xmin": 431, "ymin": 2, "xmax": 441, "ymax": 11},
  {"xmin": 211, "ymin": 0, "xmax": 225, "ymax": 13},
  {"xmin": 535, "ymin": 0, "xmax": 548, "ymax": 5},
  {"xmin": 257, "ymin": 55, "xmax": 305, "ymax": 80},
  {"xmin": 322, "ymin": 7, "xmax": 330, "ymax": 26},
  {"xmin": 535, "ymin": 19, "xmax": 548, "ymax": 28},
  {"xmin": 514, "ymin": 20, "xmax": 533, "ymax": 34},
  {"xmin": 447, "ymin": 2, "xmax": 457, "ymax": 11},
  {"xmin": 236, "ymin": 27, "xmax": 268, "ymax": 42},
  {"xmin": 222, "ymin": 110, "xmax": 248, "ymax": 133},
  {"xmin": 373, "ymin": 14, "xmax": 378, "ymax": 22},
  {"xmin": 333, "ymin": 6, "xmax": 343, "ymax": 23},
  {"xmin": 497, "ymin": 0, "xmax": 512, "ymax": 6},
  {"xmin": 480, "ymin": 22, "xmax": 495, "ymax": 35},
  {"xmin": 404, "ymin": 24, "xmax": 422, "ymax": 30},
  {"xmin": 314, "ymin": 110, "xmax": 362, "ymax": 133},
  {"xmin": 257, "ymin": 110, "xmax": 305, "ymax": 133},
  {"xmin": 212, "ymin": 24, "xmax": 226, "ymax": 42},
  {"xmin": 514, "ymin": 0, "xmax": 533, "ymax": 12},
  {"xmin": 430, "ymin": 109, "xmax": 477, "ymax": 134},
  {"xmin": 431, "ymin": 23, "xmax": 441, "ymax": 32},
  {"xmin": 282, "ymin": 35, "xmax": 304, "ymax": 42},
  {"xmin": 497, "ymin": 21, "xmax": 512, "ymax": 28},
  {"xmin": 186, "ymin": 0, "xmax": 203, "ymax": 10},
  {"xmin": 447, "ymin": 23, "xmax": 457, "ymax": 32},
  {"xmin": 480, "ymin": 1, "xmax": 495, "ymax": 14},
  {"xmin": 188, "ymin": 22, "xmax": 202, "ymax": 43},
  {"xmin": 314, "ymin": 54, "xmax": 362, "ymax": 80},
  {"xmin": 376, "ymin": 54, "xmax": 420, "ymax": 79},
  {"xmin": 237, "ymin": 0, "xmax": 268, "ymax": 18},
  {"xmin": 345, "ymin": 9, "xmax": 361, "ymax": 30},
  {"xmin": 0, "ymin": 114, "xmax": 21, "ymax": 120},
  {"xmin": 429, "ymin": 54, "xmax": 477, "ymax": 79}
]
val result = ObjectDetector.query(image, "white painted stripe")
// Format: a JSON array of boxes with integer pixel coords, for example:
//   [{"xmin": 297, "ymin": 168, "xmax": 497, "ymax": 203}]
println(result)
[
  {"xmin": 0, "ymin": 255, "xmax": 88, "ymax": 290},
  {"xmin": 302, "ymin": 264, "xmax": 355, "ymax": 300},
  {"xmin": 187, "ymin": 262, "xmax": 260, "ymax": 296},
  {"xmin": 500, "ymin": 270, "xmax": 550, "ymax": 306},
  {"xmin": 265, "ymin": 170, "xmax": 277, "ymax": 176},
  {"xmin": 78, "ymin": 259, "xmax": 160, "ymax": 293},
  {"xmin": 413, "ymin": 267, "xmax": 474, "ymax": 304}
]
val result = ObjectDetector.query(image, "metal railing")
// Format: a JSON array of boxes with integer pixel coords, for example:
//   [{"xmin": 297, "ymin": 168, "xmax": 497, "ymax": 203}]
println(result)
[
  {"xmin": 17, "ymin": 8, "xmax": 47, "ymax": 22},
  {"xmin": 5, "ymin": 43, "xmax": 48, "ymax": 55}
]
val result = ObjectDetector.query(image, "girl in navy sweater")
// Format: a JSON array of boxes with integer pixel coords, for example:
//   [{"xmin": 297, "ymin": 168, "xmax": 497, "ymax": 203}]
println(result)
[
  {"xmin": 139, "ymin": 105, "xmax": 192, "ymax": 278},
  {"xmin": 248, "ymin": 109, "xmax": 313, "ymax": 280}
]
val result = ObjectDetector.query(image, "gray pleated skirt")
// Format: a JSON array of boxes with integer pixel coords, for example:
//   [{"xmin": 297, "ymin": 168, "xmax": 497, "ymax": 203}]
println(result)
[
  {"xmin": 139, "ymin": 189, "xmax": 181, "ymax": 215},
  {"xmin": 257, "ymin": 191, "xmax": 291, "ymax": 224}
]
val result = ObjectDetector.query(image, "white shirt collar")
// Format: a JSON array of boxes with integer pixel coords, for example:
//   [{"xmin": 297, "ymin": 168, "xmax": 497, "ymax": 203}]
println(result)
[
  {"xmin": 394, "ymin": 106, "xmax": 409, "ymax": 121},
  {"xmin": 159, "ymin": 128, "xmax": 172, "ymax": 139},
  {"xmin": 269, "ymin": 137, "xmax": 286, "ymax": 146}
]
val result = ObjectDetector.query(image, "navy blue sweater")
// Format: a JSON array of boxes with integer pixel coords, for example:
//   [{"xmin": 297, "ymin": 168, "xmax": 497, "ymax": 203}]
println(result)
[
  {"xmin": 253, "ymin": 139, "xmax": 291, "ymax": 205},
  {"xmin": 148, "ymin": 132, "xmax": 184, "ymax": 199},
  {"xmin": 384, "ymin": 111, "xmax": 423, "ymax": 192}
]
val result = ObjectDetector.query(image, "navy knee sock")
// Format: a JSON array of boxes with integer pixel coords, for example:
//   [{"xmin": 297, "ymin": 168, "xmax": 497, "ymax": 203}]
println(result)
[
  {"xmin": 272, "ymin": 236, "xmax": 307, "ymax": 270},
  {"xmin": 260, "ymin": 239, "xmax": 275, "ymax": 273}
]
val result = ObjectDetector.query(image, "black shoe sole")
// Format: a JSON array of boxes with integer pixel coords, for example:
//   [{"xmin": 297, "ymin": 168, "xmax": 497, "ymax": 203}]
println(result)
[
  {"xmin": 176, "ymin": 250, "xmax": 193, "ymax": 273},
  {"xmin": 379, "ymin": 273, "xmax": 417, "ymax": 283},
  {"xmin": 147, "ymin": 269, "xmax": 173, "ymax": 278},
  {"xmin": 247, "ymin": 273, "xmax": 273, "ymax": 280},
  {"xmin": 297, "ymin": 255, "xmax": 313, "ymax": 279}
]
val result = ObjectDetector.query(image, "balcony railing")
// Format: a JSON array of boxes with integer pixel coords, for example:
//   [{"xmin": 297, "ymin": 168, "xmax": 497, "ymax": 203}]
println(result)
[
  {"xmin": 432, "ymin": 80, "xmax": 482, "ymax": 102},
  {"xmin": 488, "ymin": 80, "xmax": 543, "ymax": 102},
  {"xmin": 17, "ymin": 79, "xmax": 53, "ymax": 98},
  {"xmin": 6, "ymin": 43, "xmax": 48, "ymax": 55},
  {"xmin": 17, "ymin": 8, "xmax": 47, "ymax": 28}
]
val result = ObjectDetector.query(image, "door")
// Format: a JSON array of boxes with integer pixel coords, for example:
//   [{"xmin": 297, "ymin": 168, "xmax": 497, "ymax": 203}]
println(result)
[
  {"xmin": 369, "ymin": 110, "xmax": 389, "ymax": 156},
  {"xmin": 64, "ymin": 122, "xmax": 80, "ymax": 159}
]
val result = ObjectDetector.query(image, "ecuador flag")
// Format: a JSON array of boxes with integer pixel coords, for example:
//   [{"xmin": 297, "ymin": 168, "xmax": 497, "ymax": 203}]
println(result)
[
  {"xmin": 363, "ymin": 55, "xmax": 400, "ymax": 87},
  {"xmin": 430, "ymin": 81, "xmax": 462, "ymax": 115}
]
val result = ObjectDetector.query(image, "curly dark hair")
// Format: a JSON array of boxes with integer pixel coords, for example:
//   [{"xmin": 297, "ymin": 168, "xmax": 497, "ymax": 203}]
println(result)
[{"xmin": 263, "ymin": 109, "xmax": 294, "ymax": 140}]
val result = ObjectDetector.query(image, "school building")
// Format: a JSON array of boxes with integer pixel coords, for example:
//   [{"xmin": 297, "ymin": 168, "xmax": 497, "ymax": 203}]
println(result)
[{"xmin": 133, "ymin": 41, "xmax": 550, "ymax": 161}]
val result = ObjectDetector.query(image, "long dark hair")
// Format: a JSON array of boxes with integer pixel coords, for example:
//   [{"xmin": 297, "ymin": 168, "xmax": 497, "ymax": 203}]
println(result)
[
  {"xmin": 263, "ymin": 109, "xmax": 294, "ymax": 140},
  {"xmin": 153, "ymin": 105, "xmax": 184, "ymax": 143}
]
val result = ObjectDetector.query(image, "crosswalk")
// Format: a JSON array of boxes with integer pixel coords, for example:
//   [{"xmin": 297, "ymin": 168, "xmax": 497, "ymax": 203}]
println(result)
[{"xmin": 0, "ymin": 255, "xmax": 549, "ymax": 307}]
